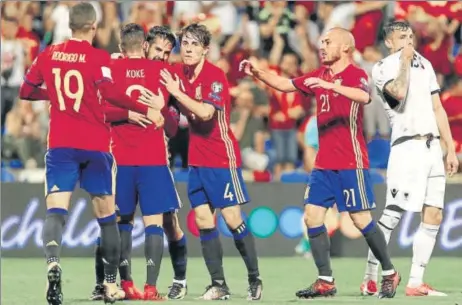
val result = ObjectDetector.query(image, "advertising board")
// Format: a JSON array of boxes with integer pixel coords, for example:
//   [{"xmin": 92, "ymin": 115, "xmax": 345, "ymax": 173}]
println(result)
[{"xmin": 1, "ymin": 183, "xmax": 461, "ymax": 257}]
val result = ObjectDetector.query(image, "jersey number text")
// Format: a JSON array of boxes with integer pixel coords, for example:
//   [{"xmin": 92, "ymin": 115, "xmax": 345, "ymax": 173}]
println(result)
[
  {"xmin": 224, "ymin": 183, "xmax": 234, "ymax": 201},
  {"xmin": 411, "ymin": 54, "xmax": 425, "ymax": 69},
  {"xmin": 126, "ymin": 85, "xmax": 164, "ymax": 109},
  {"xmin": 52, "ymin": 68, "xmax": 84, "ymax": 112},
  {"xmin": 320, "ymin": 94, "xmax": 330, "ymax": 113},
  {"xmin": 343, "ymin": 188, "xmax": 357, "ymax": 208}
]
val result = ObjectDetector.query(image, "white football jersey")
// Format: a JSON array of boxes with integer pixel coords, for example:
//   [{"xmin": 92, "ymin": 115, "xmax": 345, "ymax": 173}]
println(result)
[{"xmin": 372, "ymin": 50, "xmax": 440, "ymax": 144}]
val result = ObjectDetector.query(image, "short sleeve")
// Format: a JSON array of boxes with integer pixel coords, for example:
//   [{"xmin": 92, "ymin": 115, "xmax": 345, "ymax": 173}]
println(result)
[
  {"xmin": 23, "ymin": 54, "xmax": 44, "ymax": 87},
  {"xmin": 304, "ymin": 117, "xmax": 319, "ymax": 150},
  {"xmin": 94, "ymin": 50, "xmax": 113, "ymax": 85},
  {"xmin": 372, "ymin": 60, "xmax": 396, "ymax": 93},
  {"xmin": 428, "ymin": 63, "xmax": 441, "ymax": 95},
  {"xmin": 202, "ymin": 71, "xmax": 227, "ymax": 110},
  {"xmin": 291, "ymin": 72, "xmax": 315, "ymax": 96}
]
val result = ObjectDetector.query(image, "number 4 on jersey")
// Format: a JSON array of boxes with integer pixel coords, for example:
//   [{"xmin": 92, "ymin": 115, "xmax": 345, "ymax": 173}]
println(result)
[{"xmin": 224, "ymin": 183, "xmax": 234, "ymax": 201}]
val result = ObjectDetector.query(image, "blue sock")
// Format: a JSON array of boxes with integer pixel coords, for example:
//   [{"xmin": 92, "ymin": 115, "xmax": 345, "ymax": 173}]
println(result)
[
  {"xmin": 361, "ymin": 221, "xmax": 375, "ymax": 236},
  {"xmin": 118, "ymin": 223, "xmax": 134, "ymax": 281},
  {"xmin": 145, "ymin": 225, "xmax": 164, "ymax": 286},
  {"xmin": 199, "ymin": 228, "xmax": 225, "ymax": 284},
  {"xmin": 307, "ymin": 225, "xmax": 326, "ymax": 238},
  {"xmin": 307, "ymin": 225, "xmax": 332, "ymax": 277},
  {"xmin": 43, "ymin": 208, "xmax": 68, "ymax": 264},
  {"xmin": 97, "ymin": 214, "xmax": 116, "ymax": 225},
  {"xmin": 169, "ymin": 235, "xmax": 187, "ymax": 281},
  {"xmin": 230, "ymin": 222, "xmax": 260, "ymax": 280}
]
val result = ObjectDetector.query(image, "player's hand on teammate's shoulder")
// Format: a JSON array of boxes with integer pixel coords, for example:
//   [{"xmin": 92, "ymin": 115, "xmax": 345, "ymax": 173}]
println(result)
[
  {"xmin": 401, "ymin": 44, "xmax": 415, "ymax": 62},
  {"xmin": 146, "ymin": 108, "xmax": 165, "ymax": 129},
  {"xmin": 445, "ymin": 150, "xmax": 459, "ymax": 177},
  {"xmin": 128, "ymin": 111, "xmax": 152, "ymax": 128},
  {"xmin": 138, "ymin": 89, "xmax": 165, "ymax": 110},
  {"xmin": 160, "ymin": 69, "xmax": 182, "ymax": 97},
  {"xmin": 304, "ymin": 77, "xmax": 333, "ymax": 90}
]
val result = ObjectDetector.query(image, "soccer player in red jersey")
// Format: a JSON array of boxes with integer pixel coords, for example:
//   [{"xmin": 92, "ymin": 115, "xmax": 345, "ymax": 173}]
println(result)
[
  {"xmin": 160, "ymin": 23, "xmax": 262, "ymax": 301},
  {"xmin": 241, "ymin": 27, "xmax": 400, "ymax": 299},
  {"xmin": 18, "ymin": 4, "xmax": 162, "ymax": 305},
  {"xmin": 91, "ymin": 25, "xmax": 188, "ymax": 302}
]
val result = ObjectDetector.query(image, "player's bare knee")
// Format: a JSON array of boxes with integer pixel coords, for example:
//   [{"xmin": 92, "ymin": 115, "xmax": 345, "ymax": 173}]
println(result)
[
  {"xmin": 349, "ymin": 210, "xmax": 373, "ymax": 230},
  {"xmin": 303, "ymin": 204, "xmax": 326, "ymax": 228},
  {"xmin": 422, "ymin": 205, "xmax": 443, "ymax": 226},
  {"xmin": 163, "ymin": 212, "xmax": 182, "ymax": 240},
  {"xmin": 194, "ymin": 204, "xmax": 215, "ymax": 229},
  {"xmin": 221, "ymin": 205, "xmax": 243, "ymax": 230},
  {"xmin": 46, "ymin": 192, "xmax": 72, "ymax": 210},
  {"xmin": 143, "ymin": 214, "xmax": 163, "ymax": 228},
  {"xmin": 91, "ymin": 195, "xmax": 116, "ymax": 218}
]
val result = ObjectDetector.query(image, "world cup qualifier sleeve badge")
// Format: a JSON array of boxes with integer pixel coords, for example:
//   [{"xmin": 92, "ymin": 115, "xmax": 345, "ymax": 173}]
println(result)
[{"xmin": 209, "ymin": 81, "xmax": 223, "ymax": 102}]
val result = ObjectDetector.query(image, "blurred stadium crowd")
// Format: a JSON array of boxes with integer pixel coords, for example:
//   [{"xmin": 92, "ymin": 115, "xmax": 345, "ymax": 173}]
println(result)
[{"xmin": 1, "ymin": 1, "xmax": 462, "ymax": 183}]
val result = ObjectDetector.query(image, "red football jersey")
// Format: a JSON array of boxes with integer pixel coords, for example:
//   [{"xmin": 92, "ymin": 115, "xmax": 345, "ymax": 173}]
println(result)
[
  {"xmin": 292, "ymin": 64, "xmax": 370, "ymax": 169},
  {"xmin": 106, "ymin": 58, "xmax": 170, "ymax": 166},
  {"xmin": 175, "ymin": 61, "xmax": 242, "ymax": 168},
  {"xmin": 22, "ymin": 39, "xmax": 148, "ymax": 152}
]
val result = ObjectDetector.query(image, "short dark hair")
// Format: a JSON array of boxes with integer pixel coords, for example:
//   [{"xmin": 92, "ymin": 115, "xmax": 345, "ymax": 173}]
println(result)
[
  {"xmin": 178, "ymin": 23, "xmax": 211, "ymax": 48},
  {"xmin": 146, "ymin": 25, "xmax": 176, "ymax": 48},
  {"xmin": 120, "ymin": 23, "xmax": 146, "ymax": 52},
  {"xmin": 383, "ymin": 21, "xmax": 412, "ymax": 39},
  {"xmin": 69, "ymin": 3, "xmax": 96, "ymax": 32}
]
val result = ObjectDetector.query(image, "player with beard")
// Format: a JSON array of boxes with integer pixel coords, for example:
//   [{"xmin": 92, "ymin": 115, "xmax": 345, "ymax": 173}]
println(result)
[
  {"xmin": 90, "ymin": 26, "xmax": 188, "ymax": 301},
  {"xmin": 241, "ymin": 27, "xmax": 400, "ymax": 299}
]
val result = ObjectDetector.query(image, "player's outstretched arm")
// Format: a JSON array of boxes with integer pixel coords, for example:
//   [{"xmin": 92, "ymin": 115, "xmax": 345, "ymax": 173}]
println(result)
[
  {"xmin": 382, "ymin": 46, "xmax": 413, "ymax": 112},
  {"xmin": 160, "ymin": 69, "xmax": 216, "ymax": 121},
  {"xmin": 304, "ymin": 77, "xmax": 370, "ymax": 104},
  {"xmin": 432, "ymin": 93, "xmax": 459, "ymax": 175},
  {"xmin": 239, "ymin": 59, "xmax": 297, "ymax": 93}
]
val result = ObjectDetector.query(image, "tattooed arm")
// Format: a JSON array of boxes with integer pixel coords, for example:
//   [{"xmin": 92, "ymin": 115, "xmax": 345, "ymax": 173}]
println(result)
[{"xmin": 380, "ymin": 45, "xmax": 414, "ymax": 112}]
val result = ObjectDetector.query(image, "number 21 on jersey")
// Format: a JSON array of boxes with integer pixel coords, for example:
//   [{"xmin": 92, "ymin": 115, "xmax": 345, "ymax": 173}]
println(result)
[
  {"xmin": 320, "ymin": 94, "xmax": 330, "ymax": 113},
  {"xmin": 52, "ymin": 68, "xmax": 84, "ymax": 112}
]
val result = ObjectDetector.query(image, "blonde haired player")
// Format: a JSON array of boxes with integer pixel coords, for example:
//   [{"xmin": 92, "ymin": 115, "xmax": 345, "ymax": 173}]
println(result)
[{"xmin": 360, "ymin": 21, "xmax": 458, "ymax": 297}]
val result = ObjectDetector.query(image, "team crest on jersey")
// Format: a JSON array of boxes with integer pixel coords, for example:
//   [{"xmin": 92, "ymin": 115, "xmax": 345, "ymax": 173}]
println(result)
[
  {"xmin": 195, "ymin": 85, "xmax": 202, "ymax": 100},
  {"xmin": 211, "ymin": 81, "xmax": 223, "ymax": 93}
]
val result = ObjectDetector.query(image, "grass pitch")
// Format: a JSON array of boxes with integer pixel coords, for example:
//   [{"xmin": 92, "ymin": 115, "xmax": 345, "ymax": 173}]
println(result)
[{"xmin": 2, "ymin": 257, "xmax": 461, "ymax": 305}]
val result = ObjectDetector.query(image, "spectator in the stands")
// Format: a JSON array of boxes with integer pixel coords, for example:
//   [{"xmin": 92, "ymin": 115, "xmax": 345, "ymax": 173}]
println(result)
[
  {"xmin": 231, "ymin": 90, "xmax": 268, "ymax": 171},
  {"xmin": 1, "ymin": 15, "xmax": 25, "ymax": 127},
  {"xmin": 3, "ymin": 100, "xmax": 46, "ymax": 168}
]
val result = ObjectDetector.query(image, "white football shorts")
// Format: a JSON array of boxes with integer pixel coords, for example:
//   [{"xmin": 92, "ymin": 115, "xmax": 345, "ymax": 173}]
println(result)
[{"xmin": 386, "ymin": 139, "xmax": 446, "ymax": 212}]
